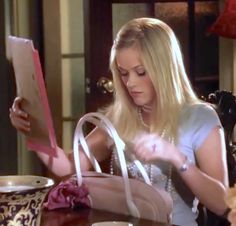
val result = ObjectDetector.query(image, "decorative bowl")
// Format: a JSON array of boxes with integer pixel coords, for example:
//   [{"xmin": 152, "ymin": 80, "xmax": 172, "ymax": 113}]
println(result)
[
  {"xmin": 0, "ymin": 175, "xmax": 54, "ymax": 226},
  {"xmin": 92, "ymin": 222, "xmax": 133, "ymax": 226}
]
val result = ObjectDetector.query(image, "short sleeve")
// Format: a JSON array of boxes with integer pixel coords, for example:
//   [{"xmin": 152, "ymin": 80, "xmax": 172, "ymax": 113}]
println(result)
[{"xmin": 190, "ymin": 104, "xmax": 222, "ymax": 151}]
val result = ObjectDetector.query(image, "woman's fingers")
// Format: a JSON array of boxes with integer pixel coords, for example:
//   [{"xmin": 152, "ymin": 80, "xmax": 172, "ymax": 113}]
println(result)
[
  {"xmin": 12, "ymin": 118, "xmax": 30, "ymax": 132},
  {"xmin": 12, "ymin": 96, "xmax": 22, "ymax": 110},
  {"xmin": 132, "ymin": 133, "xmax": 175, "ymax": 163},
  {"xmin": 9, "ymin": 107, "xmax": 30, "ymax": 132},
  {"xmin": 9, "ymin": 107, "xmax": 28, "ymax": 120},
  {"xmin": 10, "ymin": 107, "xmax": 28, "ymax": 118},
  {"xmin": 14, "ymin": 96, "xmax": 23, "ymax": 105},
  {"xmin": 12, "ymin": 97, "xmax": 28, "ymax": 117},
  {"xmin": 132, "ymin": 134, "xmax": 161, "ymax": 162},
  {"xmin": 9, "ymin": 97, "xmax": 31, "ymax": 133}
]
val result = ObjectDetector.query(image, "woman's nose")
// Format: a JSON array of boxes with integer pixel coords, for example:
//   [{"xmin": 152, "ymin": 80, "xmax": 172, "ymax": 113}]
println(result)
[{"xmin": 126, "ymin": 74, "xmax": 136, "ymax": 87}]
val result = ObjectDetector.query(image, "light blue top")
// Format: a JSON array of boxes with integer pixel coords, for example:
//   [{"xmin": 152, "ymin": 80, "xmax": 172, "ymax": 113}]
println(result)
[
  {"xmin": 171, "ymin": 103, "xmax": 222, "ymax": 226},
  {"xmin": 112, "ymin": 103, "xmax": 222, "ymax": 226}
]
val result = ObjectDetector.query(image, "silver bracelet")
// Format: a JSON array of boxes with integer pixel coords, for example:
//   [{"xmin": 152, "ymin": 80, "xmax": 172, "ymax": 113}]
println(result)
[{"xmin": 179, "ymin": 155, "xmax": 192, "ymax": 172}]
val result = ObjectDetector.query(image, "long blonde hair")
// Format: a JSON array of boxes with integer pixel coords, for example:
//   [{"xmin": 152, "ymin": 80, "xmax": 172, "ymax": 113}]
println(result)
[{"xmin": 105, "ymin": 17, "xmax": 201, "ymax": 142}]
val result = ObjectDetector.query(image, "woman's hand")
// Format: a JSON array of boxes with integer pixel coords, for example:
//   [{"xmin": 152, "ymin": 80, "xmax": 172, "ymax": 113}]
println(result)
[
  {"xmin": 9, "ymin": 97, "xmax": 30, "ymax": 133},
  {"xmin": 131, "ymin": 133, "xmax": 182, "ymax": 165}
]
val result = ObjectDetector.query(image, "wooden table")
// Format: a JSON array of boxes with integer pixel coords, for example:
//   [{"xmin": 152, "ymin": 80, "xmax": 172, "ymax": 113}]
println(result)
[{"xmin": 41, "ymin": 208, "xmax": 175, "ymax": 226}]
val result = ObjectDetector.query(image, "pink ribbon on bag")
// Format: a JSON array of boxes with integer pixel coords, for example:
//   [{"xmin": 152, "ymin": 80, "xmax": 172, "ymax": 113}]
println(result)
[{"xmin": 44, "ymin": 176, "xmax": 91, "ymax": 210}]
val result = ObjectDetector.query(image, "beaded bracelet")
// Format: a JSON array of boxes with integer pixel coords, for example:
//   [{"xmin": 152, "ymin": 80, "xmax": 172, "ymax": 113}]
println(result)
[{"xmin": 179, "ymin": 155, "xmax": 192, "ymax": 172}]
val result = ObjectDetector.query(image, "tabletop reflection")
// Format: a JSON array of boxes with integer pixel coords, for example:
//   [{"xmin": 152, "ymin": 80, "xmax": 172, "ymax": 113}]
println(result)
[{"xmin": 41, "ymin": 208, "xmax": 173, "ymax": 226}]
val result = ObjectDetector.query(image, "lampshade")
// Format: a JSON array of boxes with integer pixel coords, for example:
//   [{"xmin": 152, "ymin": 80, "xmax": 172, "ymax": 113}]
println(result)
[{"xmin": 208, "ymin": 0, "xmax": 236, "ymax": 39}]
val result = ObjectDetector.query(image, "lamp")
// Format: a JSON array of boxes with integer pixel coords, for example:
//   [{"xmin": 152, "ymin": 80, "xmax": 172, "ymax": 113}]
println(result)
[{"xmin": 208, "ymin": 0, "xmax": 236, "ymax": 39}]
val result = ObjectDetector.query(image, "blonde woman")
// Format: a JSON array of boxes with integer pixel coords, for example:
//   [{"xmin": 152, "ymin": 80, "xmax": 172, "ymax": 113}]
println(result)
[{"xmin": 10, "ymin": 18, "xmax": 228, "ymax": 226}]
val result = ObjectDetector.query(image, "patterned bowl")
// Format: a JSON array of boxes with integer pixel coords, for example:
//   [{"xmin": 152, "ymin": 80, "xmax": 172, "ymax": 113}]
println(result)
[
  {"xmin": 92, "ymin": 222, "xmax": 133, "ymax": 226},
  {"xmin": 0, "ymin": 175, "xmax": 54, "ymax": 226}
]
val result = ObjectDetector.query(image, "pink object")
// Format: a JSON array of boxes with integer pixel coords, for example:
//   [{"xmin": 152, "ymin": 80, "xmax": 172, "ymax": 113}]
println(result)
[
  {"xmin": 44, "ymin": 176, "xmax": 90, "ymax": 210},
  {"xmin": 8, "ymin": 36, "xmax": 57, "ymax": 157}
]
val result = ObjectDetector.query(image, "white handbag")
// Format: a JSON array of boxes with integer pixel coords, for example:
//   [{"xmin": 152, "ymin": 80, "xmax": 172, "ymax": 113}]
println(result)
[{"xmin": 72, "ymin": 112, "xmax": 173, "ymax": 223}]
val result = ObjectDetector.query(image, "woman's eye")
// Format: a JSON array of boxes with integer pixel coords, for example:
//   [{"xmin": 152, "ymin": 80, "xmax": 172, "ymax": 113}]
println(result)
[
  {"xmin": 137, "ymin": 71, "xmax": 146, "ymax": 76},
  {"xmin": 119, "ymin": 71, "xmax": 128, "ymax": 76}
]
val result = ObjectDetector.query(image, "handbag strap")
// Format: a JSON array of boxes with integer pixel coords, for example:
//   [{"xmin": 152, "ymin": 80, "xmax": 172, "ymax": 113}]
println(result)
[
  {"xmin": 73, "ymin": 112, "xmax": 150, "ymax": 218},
  {"xmin": 73, "ymin": 113, "xmax": 151, "ymax": 185}
]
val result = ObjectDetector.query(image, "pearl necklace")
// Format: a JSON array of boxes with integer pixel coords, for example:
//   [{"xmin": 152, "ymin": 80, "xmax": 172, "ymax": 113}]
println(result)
[
  {"xmin": 137, "ymin": 107, "xmax": 174, "ymax": 194},
  {"xmin": 110, "ymin": 151, "xmax": 174, "ymax": 193},
  {"xmin": 138, "ymin": 107, "xmax": 149, "ymax": 128},
  {"xmin": 110, "ymin": 108, "xmax": 174, "ymax": 195}
]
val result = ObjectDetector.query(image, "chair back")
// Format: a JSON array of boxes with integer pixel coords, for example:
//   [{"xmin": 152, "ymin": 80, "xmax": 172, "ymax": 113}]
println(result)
[
  {"xmin": 207, "ymin": 90, "xmax": 236, "ymax": 186},
  {"xmin": 200, "ymin": 90, "xmax": 236, "ymax": 226}
]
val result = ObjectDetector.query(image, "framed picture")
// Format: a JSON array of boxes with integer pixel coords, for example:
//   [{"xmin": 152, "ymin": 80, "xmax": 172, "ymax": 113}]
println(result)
[{"xmin": 8, "ymin": 36, "xmax": 57, "ymax": 157}]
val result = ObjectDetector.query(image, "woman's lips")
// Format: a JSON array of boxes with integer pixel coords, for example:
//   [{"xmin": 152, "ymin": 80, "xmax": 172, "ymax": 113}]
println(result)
[{"xmin": 129, "ymin": 91, "xmax": 142, "ymax": 98}]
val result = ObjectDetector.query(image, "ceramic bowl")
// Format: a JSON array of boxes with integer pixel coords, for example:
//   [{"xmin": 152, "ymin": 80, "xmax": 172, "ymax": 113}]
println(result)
[
  {"xmin": 92, "ymin": 221, "xmax": 133, "ymax": 226},
  {"xmin": 0, "ymin": 175, "xmax": 54, "ymax": 226}
]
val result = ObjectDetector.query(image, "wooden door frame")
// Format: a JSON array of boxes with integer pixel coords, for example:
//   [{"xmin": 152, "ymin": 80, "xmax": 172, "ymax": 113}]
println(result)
[
  {"xmin": 43, "ymin": 0, "xmax": 62, "ymax": 146},
  {"xmin": 83, "ymin": 0, "xmax": 113, "ymax": 112},
  {"xmin": 0, "ymin": 0, "xmax": 18, "ymax": 175}
]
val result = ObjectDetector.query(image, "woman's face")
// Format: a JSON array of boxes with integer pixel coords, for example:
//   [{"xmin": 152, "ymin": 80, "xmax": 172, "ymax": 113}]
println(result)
[{"xmin": 116, "ymin": 45, "xmax": 156, "ymax": 109}]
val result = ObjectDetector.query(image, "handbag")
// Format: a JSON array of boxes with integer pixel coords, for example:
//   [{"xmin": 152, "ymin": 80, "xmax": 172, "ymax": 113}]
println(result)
[
  {"xmin": 44, "ymin": 113, "xmax": 173, "ymax": 223},
  {"xmin": 72, "ymin": 112, "xmax": 173, "ymax": 223}
]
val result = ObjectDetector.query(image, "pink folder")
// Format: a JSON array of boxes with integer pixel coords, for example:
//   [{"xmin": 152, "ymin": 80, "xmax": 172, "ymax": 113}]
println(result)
[{"xmin": 8, "ymin": 36, "xmax": 57, "ymax": 157}]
